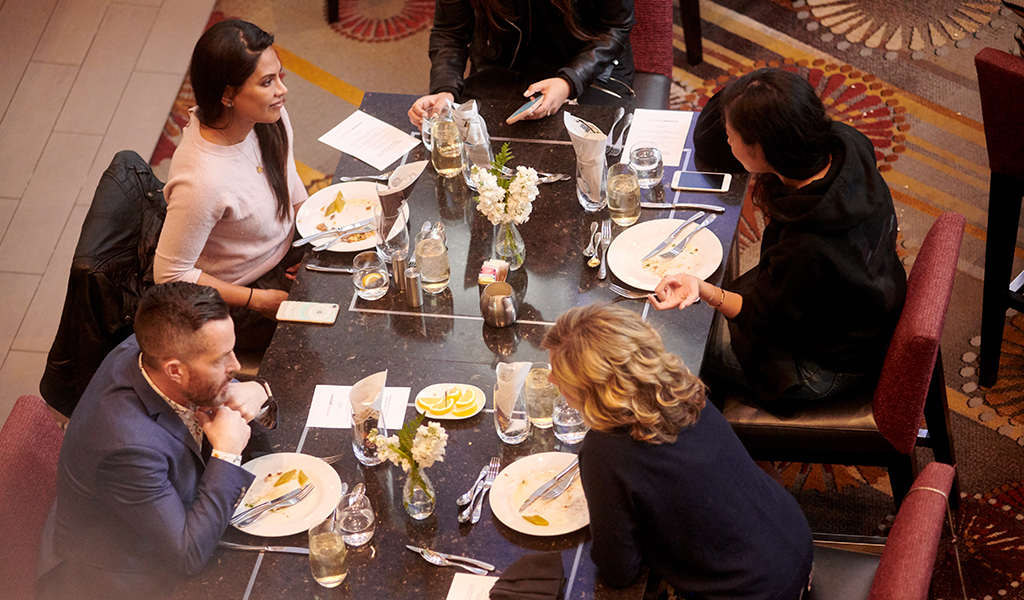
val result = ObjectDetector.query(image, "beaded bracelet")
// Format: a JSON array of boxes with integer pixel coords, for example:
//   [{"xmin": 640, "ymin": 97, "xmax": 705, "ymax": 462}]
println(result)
[
  {"xmin": 244, "ymin": 288, "xmax": 253, "ymax": 310},
  {"xmin": 709, "ymin": 287, "xmax": 726, "ymax": 309}
]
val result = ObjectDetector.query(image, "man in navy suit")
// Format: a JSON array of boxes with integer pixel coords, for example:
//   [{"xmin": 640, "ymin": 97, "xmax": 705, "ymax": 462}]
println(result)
[{"xmin": 38, "ymin": 282, "xmax": 275, "ymax": 600}]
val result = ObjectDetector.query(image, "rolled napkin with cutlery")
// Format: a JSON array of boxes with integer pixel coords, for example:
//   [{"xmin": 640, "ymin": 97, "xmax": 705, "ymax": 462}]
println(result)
[
  {"xmin": 451, "ymin": 99, "xmax": 494, "ymax": 187},
  {"xmin": 564, "ymin": 113, "xmax": 607, "ymax": 212},
  {"xmin": 350, "ymin": 370, "xmax": 388, "ymax": 466},
  {"xmin": 493, "ymin": 362, "xmax": 531, "ymax": 443},
  {"xmin": 489, "ymin": 552, "xmax": 566, "ymax": 600}
]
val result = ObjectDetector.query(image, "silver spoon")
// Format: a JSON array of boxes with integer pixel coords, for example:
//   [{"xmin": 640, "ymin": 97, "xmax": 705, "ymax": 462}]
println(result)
[
  {"xmin": 347, "ymin": 482, "xmax": 365, "ymax": 506},
  {"xmin": 417, "ymin": 548, "xmax": 488, "ymax": 575},
  {"xmin": 583, "ymin": 222, "xmax": 599, "ymax": 257}
]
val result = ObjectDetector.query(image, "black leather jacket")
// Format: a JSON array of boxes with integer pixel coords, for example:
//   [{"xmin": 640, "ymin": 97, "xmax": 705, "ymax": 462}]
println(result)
[
  {"xmin": 428, "ymin": 0, "xmax": 635, "ymax": 100},
  {"xmin": 40, "ymin": 151, "xmax": 166, "ymax": 417}
]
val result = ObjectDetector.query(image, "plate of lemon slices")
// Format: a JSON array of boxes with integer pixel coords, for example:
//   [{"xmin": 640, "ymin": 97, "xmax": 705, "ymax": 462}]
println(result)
[{"xmin": 414, "ymin": 383, "xmax": 485, "ymax": 420}]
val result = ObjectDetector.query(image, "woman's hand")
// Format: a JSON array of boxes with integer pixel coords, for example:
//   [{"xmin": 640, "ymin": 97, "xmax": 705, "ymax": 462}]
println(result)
[
  {"xmin": 522, "ymin": 78, "xmax": 571, "ymax": 120},
  {"xmin": 284, "ymin": 263, "xmax": 300, "ymax": 281},
  {"xmin": 408, "ymin": 92, "xmax": 455, "ymax": 127},
  {"xmin": 251, "ymin": 288, "xmax": 289, "ymax": 320},
  {"xmin": 649, "ymin": 274, "xmax": 702, "ymax": 310}
]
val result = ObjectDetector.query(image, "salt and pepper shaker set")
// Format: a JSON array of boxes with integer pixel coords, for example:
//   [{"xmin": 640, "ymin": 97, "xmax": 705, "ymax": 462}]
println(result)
[{"xmin": 392, "ymin": 220, "xmax": 445, "ymax": 308}]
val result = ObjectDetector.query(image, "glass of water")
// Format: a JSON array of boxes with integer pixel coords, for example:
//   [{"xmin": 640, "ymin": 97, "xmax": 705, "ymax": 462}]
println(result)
[
  {"xmin": 524, "ymin": 362, "xmax": 559, "ymax": 428},
  {"xmin": 629, "ymin": 141, "xmax": 664, "ymax": 189},
  {"xmin": 308, "ymin": 517, "xmax": 348, "ymax": 588},
  {"xmin": 430, "ymin": 107, "xmax": 464, "ymax": 178},
  {"xmin": 373, "ymin": 203, "xmax": 410, "ymax": 263},
  {"xmin": 336, "ymin": 492, "xmax": 375, "ymax": 547},
  {"xmin": 352, "ymin": 251, "xmax": 389, "ymax": 301},
  {"xmin": 414, "ymin": 230, "xmax": 450, "ymax": 294},
  {"xmin": 553, "ymin": 396, "xmax": 589, "ymax": 445},
  {"xmin": 606, "ymin": 163, "xmax": 641, "ymax": 227}
]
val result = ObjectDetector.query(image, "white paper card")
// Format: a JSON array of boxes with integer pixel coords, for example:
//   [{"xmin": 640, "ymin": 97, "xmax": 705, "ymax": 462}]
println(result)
[
  {"xmin": 318, "ymin": 110, "xmax": 420, "ymax": 171},
  {"xmin": 444, "ymin": 573, "xmax": 498, "ymax": 600},
  {"xmin": 305, "ymin": 385, "xmax": 411, "ymax": 429},
  {"xmin": 619, "ymin": 108, "xmax": 695, "ymax": 168}
]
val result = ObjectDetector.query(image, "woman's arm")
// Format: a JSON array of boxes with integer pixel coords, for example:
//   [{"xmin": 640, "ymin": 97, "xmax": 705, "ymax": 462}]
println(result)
[
  {"xmin": 556, "ymin": 0, "xmax": 635, "ymax": 98},
  {"xmin": 580, "ymin": 443, "xmax": 644, "ymax": 587},
  {"xmin": 649, "ymin": 273, "xmax": 743, "ymax": 319},
  {"xmin": 195, "ymin": 273, "xmax": 287, "ymax": 320},
  {"xmin": 427, "ymin": 0, "xmax": 476, "ymax": 100}
]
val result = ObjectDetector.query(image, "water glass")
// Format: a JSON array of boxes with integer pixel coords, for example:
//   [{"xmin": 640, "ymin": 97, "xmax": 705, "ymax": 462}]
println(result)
[
  {"xmin": 336, "ymin": 492, "xmax": 375, "ymax": 547},
  {"xmin": 553, "ymin": 396, "xmax": 589, "ymax": 445},
  {"xmin": 576, "ymin": 159, "xmax": 608, "ymax": 212},
  {"xmin": 606, "ymin": 163, "xmax": 641, "ymax": 227},
  {"xmin": 629, "ymin": 141, "xmax": 664, "ymax": 189},
  {"xmin": 414, "ymin": 231, "xmax": 450, "ymax": 294},
  {"xmin": 431, "ymin": 107, "xmax": 464, "ymax": 178},
  {"xmin": 308, "ymin": 517, "xmax": 348, "ymax": 588},
  {"xmin": 352, "ymin": 251, "xmax": 389, "ymax": 301},
  {"xmin": 351, "ymin": 408, "xmax": 384, "ymax": 466},
  {"xmin": 373, "ymin": 203, "xmax": 410, "ymax": 263},
  {"xmin": 493, "ymin": 382, "xmax": 531, "ymax": 444},
  {"xmin": 524, "ymin": 362, "xmax": 559, "ymax": 428}
]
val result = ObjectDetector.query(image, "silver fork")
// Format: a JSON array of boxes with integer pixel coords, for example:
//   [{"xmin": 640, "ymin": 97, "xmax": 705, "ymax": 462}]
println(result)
[
  {"xmin": 234, "ymin": 484, "xmax": 315, "ymax": 527},
  {"xmin": 659, "ymin": 214, "xmax": 717, "ymax": 260},
  {"xmin": 533, "ymin": 464, "xmax": 580, "ymax": 504},
  {"xmin": 607, "ymin": 113, "xmax": 633, "ymax": 157},
  {"xmin": 609, "ymin": 282, "xmax": 648, "ymax": 300},
  {"xmin": 336, "ymin": 169, "xmax": 394, "ymax": 183},
  {"xmin": 461, "ymin": 457, "xmax": 499, "ymax": 524},
  {"xmin": 598, "ymin": 220, "xmax": 612, "ymax": 280}
]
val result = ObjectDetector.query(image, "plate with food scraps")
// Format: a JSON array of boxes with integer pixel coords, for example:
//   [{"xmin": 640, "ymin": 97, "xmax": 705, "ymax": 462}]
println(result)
[
  {"xmin": 489, "ymin": 452, "xmax": 589, "ymax": 536},
  {"xmin": 233, "ymin": 452, "xmax": 342, "ymax": 537},
  {"xmin": 607, "ymin": 218, "xmax": 723, "ymax": 291},
  {"xmin": 415, "ymin": 383, "xmax": 485, "ymax": 420},
  {"xmin": 294, "ymin": 181, "xmax": 410, "ymax": 253}
]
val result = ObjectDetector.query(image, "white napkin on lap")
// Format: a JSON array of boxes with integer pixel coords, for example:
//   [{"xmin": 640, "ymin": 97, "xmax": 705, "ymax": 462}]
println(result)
[
  {"xmin": 350, "ymin": 370, "xmax": 387, "ymax": 424},
  {"xmin": 494, "ymin": 362, "xmax": 530, "ymax": 416},
  {"xmin": 564, "ymin": 113, "xmax": 607, "ymax": 203}
]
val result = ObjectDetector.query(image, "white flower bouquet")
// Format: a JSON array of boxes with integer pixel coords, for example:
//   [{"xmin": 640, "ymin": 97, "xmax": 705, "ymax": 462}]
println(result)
[
  {"xmin": 369, "ymin": 413, "xmax": 448, "ymax": 474},
  {"xmin": 470, "ymin": 143, "xmax": 539, "ymax": 226}
]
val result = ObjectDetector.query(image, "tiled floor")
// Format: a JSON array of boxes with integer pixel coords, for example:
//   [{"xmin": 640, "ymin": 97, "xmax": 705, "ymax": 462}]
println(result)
[{"xmin": 0, "ymin": 0, "xmax": 218, "ymax": 425}]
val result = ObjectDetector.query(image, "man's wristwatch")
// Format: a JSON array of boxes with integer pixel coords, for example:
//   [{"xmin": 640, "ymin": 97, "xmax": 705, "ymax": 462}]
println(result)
[{"xmin": 254, "ymin": 378, "xmax": 278, "ymax": 430}]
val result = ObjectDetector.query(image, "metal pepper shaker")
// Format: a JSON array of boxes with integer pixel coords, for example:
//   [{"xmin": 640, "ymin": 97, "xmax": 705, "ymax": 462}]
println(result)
[
  {"xmin": 404, "ymin": 267, "xmax": 423, "ymax": 308},
  {"xmin": 392, "ymin": 254, "xmax": 408, "ymax": 293}
]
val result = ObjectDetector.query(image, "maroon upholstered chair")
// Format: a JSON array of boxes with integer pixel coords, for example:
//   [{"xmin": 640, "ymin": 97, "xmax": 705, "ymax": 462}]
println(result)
[
  {"xmin": 974, "ymin": 48, "xmax": 1024, "ymax": 387},
  {"xmin": 0, "ymin": 395, "xmax": 65, "ymax": 600},
  {"xmin": 720, "ymin": 212, "xmax": 965, "ymax": 509},
  {"xmin": 808, "ymin": 462, "xmax": 955, "ymax": 600}
]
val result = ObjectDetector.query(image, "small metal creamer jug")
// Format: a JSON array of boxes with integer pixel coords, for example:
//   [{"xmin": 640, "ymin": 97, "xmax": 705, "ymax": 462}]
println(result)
[{"xmin": 480, "ymin": 282, "xmax": 518, "ymax": 328}]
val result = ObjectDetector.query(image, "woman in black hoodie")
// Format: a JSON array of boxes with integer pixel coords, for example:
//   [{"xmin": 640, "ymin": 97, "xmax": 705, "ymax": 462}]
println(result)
[{"xmin": 650, "ymin": 68, "xmax": 907, "ymax": 406}]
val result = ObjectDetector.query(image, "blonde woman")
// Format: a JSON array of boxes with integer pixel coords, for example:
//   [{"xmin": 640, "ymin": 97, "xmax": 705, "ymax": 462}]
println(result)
[{"xmin": 542, "ymin": 304, "xmax": 813, "ymax": 600}]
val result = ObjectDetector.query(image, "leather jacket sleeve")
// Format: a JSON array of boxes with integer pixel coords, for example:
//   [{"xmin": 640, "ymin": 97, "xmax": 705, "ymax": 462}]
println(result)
[
  {"xmin": 428, "ymin": 0, "xmax": 476, "ymax": 99},
  {"xmin": 557, "ymin": 0, "xmax": 635, "ymax": 98}
]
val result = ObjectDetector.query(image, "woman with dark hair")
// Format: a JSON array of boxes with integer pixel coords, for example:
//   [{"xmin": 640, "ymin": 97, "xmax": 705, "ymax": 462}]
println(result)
[
  {"xmin": 407, "ymin": 0, "xmax": 635, "ymax": 126},
  {"xmin": 652, "ymin": 68, "xmax": 906, "ymax": 406},
  {"xmin": 542, "ymin": 304, "xmax": 813, "ymax": 599},
  {"xmin": 155, "ymin": 19, "xmax": 307, "ymax": 349}
]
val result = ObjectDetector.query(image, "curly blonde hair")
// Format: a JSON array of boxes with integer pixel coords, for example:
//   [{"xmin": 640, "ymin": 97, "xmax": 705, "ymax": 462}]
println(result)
[{"xmin": 541, "ymin": 304, "xmax": 706, "ymax": 444}]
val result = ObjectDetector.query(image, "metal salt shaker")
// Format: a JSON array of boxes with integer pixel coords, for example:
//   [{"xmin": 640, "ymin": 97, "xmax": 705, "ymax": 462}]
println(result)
[
  {"xmin": 405, "ymin": 267, "xmax": 424, "ymax": 308},
  {"xmin": 392, "ymin": 254, "xmax": 408, "ymax": 293}
]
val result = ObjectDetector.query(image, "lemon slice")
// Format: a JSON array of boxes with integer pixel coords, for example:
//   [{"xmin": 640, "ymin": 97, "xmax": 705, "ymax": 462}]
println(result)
[
  {"xmin": 452, "ymin": 401, "xmax": 478, "ymax": 417},
  {"xmin": 455, "ymin": 387, "xmax": 476, "ymax": 409},
  {"xmin": 416, "ymin": 393, "xmax": 444, "ymax": 413},
  {"xmin": 426, "ymin": 397, "xmax": 455, "ymax": 416},
  {"xmin": 444, "ymin": 386, "xmax": 463, "ymax": 403}
]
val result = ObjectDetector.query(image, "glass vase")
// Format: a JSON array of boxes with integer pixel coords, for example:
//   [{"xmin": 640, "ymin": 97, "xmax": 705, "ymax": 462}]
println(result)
[
  {"xmin": 403, "ymin": 467, "xmax": 436, "ymax": 520},
  {"xmin": 494, "ymin": 222, "xmax": 526, "ymax": 271}
]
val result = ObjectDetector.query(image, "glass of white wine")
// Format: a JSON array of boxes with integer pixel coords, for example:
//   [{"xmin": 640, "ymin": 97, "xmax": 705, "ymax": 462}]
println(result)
[
  {"xmin": 308, "ymin": 517, "xmax": 347, "ymax": 587},
  {"xmin": 430, "ymin": 106, "xmax": 464, "ymax": 178},
  {"xmin": 607, "ymin": 163, "xmax": 641, "ymax": 227}
]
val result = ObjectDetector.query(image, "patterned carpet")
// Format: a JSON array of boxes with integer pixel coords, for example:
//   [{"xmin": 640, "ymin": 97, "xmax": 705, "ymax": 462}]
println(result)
[{"xmin": 152, "ymin": 1, "xmax": 1024, "ymax": 597}]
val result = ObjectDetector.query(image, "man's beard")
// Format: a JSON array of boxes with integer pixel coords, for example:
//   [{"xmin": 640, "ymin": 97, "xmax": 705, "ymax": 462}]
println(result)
[{"xmin": 182, "ymin": 374, "xmax": 233, "ymax": 408}]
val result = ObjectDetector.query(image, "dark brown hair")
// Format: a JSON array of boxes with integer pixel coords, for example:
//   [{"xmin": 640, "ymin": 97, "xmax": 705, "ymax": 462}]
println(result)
[
  {"xmin": 135, "ymin": 282, "xmax": 230, "ymax": 368},
  {"xmin": 469, "ymin": 0, "xmax": 598, "ymax": 42}
]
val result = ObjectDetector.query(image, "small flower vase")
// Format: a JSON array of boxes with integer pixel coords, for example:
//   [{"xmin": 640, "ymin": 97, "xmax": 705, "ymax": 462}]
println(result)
[
  {"xmin": 494, "ymin": 222, "xmax": 526, "ymax": 271},
  {"xmin": 403, "ymin": 467, "xmax": 436, "ymax": 520}
]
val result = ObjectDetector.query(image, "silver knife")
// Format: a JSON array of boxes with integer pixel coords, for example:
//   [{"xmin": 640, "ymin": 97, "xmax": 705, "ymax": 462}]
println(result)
[
  {"xmin": 406, "ymin": 545, "xmax": 496, "ymax": 571},
  {"xmin": 229, "ymin": 484, "xmax": 306, "ymax": 525},
  {"xmin": 218, "ymin": 541, "xmax": 309, "ymax": 555},
  {"xmin": 641, "ymin": 211, "xmax": 706, "ymax": 261},
  {"xmin": 293, "ymin": 217, "xmax": 375, "ymax": 247},
  {"xmin": 641, "ymin": 203, "xmax": 725, "ymax": 214},
  {"xmin": 659, "ymin": 213, "xmax": 718, "ymax": 260},
  {"xmin": 305, "ymin": 264, "xmax": 354, "ymax": 274},
  {"xmin": 518, "ymin": 458, "xmax": 579, "ymax": 513}
]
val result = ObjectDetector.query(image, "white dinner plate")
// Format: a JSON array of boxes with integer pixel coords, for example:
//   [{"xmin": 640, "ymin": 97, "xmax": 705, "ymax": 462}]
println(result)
[
  {"xmin": 294, "ymin": 182, "xmax": 410, "ymax": 253},
  {"xmin": 414, "ymin": 383, "xmax": 486, "ymax": 420},
  {"xmin": 607, "ymin": 218, "xmax": 723, "ymax": 291},
  {"xmin": 233, "ymin": 452, "xmax": 343, "ymax": 537},
  {"xmin": 489, "ymin": 452, "xmax": 589, "ymax": 536}
]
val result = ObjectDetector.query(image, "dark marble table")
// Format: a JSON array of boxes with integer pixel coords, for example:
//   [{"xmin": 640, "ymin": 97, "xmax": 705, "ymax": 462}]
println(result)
[{"xmin": 174, "ymin": 93, "xmax": 748, "ymax": 600}]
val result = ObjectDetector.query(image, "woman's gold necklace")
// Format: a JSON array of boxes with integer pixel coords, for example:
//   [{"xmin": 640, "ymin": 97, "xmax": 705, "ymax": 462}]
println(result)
[{"xmin": 213, "ymin": 127, "xmax": 264, "ymax": 174}]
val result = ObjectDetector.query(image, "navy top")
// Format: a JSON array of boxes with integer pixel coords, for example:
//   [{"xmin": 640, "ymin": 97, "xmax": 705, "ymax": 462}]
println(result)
[{"xmin": 579, "ymin": 402, "xmax": 813, "ymax": 599}]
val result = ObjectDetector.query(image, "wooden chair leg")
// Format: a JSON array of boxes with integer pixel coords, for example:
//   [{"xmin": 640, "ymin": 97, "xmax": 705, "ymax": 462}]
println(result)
[
  {"xmin": 679, "ymin": 0, "xmax": 703, "ymax": 65},
  {"xmin": 922, "ymin": 352, "xmax": 960, "ymax": 509},
  {"xmin": 979, "ymin": 172, "xmax": 1024, "ymax": 387},
  {"xmin": 888, "ymin": 457, "xmax": 915, "ymax": 511}
]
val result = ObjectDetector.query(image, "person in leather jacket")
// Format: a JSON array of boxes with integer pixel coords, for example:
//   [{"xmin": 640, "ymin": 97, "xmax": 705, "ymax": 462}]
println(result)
[{"xmin": 408, "ymin": 0, "xmax": 635, "ymax": 126}]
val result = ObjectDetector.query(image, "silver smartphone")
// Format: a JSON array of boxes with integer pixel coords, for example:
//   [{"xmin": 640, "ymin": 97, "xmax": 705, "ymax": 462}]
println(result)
[{"xmin": 670, "ymin": 170, "xmax": 732, "ymax": 193}]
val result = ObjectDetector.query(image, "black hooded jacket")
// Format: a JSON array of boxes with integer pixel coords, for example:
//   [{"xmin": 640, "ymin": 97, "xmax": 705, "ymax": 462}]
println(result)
[{"xmin": 727, "ymin": 122, "xmax": 907, "ymax": 400}]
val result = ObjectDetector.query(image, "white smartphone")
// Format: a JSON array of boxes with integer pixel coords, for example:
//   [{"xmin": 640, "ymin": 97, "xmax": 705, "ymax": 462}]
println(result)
[
  {"xmin": 276, "ymin": 301, "xmax": 340, "ymax": 325},
  {"xmin": 506, "ymin": 96, "xmax": 541, "ymax": 124},
  {"xmin": 670, "ymin": 170, "xmax": 732, "ymax": 193}
]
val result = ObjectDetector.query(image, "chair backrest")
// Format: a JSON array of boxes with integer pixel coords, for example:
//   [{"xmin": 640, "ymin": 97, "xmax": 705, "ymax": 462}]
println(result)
[
  {"xmin": 868, "ymin": 462, "xmax": 955, "ymax": 600},
  {"xmin": 631, "ymin": 0, "xmax": 673, "ymax": 77},
  {"xmin": 0, "ymin": 395, "xmax": 64, "ymax": 600},
  {"xmin": 872, "ymin": 212, "xmax": 965, "ymax": 454},
  {"xmin": 975, "ymin": 48, "xmax": 1024, "ymax": 179}
]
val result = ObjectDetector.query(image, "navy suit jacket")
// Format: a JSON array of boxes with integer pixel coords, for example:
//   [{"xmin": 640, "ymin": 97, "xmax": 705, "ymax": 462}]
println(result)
[{"xmin": 37, "ymin": 335, "xmax": 255, "ymax": 600}]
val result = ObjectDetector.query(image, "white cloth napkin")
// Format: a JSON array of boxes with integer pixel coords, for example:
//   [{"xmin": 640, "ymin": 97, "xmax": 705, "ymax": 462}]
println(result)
[
  {"xmin": 494, "ymin": 362, "xmax": 530, "ymax": 417},
  {"xmin": 350, "ymin": 370, "xmax": 387, "ymax": 425},
  {"xmin": 564, "ymin": 112, "xmax": 607, "ymax": 203},
  {"xmin": 452, "ymin": 99, "xmax": 494, "ymax": 172}
]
